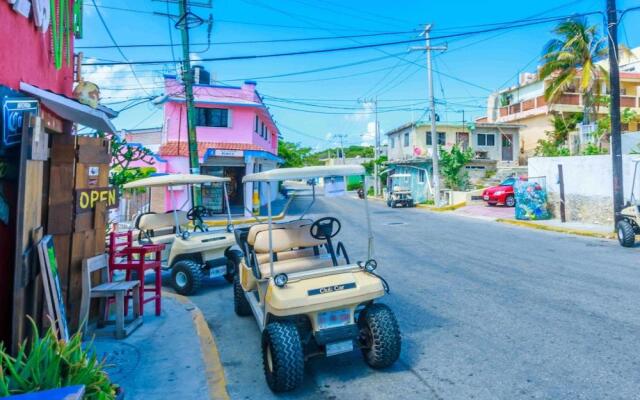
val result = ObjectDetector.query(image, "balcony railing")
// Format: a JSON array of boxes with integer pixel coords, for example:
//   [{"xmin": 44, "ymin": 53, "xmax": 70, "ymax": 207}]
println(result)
[{"xmin": 498, "ymin": 93, "xmax": 639, "ymax": 118}]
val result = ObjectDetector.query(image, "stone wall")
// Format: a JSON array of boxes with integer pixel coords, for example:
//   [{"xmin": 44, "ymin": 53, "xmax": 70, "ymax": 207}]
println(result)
[{"xmin": 529, "ymin": 155, "xmax": 636, "ymax": 226}]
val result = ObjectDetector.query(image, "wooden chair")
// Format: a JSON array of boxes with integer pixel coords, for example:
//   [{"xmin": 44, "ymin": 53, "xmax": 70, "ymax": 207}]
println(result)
[{"xmin": 80, "ymin": 254, "xmax": 143, "ymax": 339}]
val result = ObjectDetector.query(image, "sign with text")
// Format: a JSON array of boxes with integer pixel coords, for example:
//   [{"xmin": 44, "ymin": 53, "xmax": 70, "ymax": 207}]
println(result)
[
  {"xmin": 215, "ymin": 149, "xmax": 243, "ymax": 157},
  {"xmin": 324, "ymin": 176, "xmax": 346, "ymax": 197},
  {"xmin": 75, "ymin": 187, "xmax": 118, "ymax": 213}
]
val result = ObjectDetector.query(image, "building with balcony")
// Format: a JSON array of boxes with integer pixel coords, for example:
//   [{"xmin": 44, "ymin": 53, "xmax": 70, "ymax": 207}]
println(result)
[
  {"xmin": 483, "ymin": 46, "xmax": 640, "ymax": 160},
  {"xmin": 154, "ymin": 68, "xmax": 282, "ymax": 215},
  {"xmin": 384, "ymin": 121, "xmax": 520, "ymax": 202}
]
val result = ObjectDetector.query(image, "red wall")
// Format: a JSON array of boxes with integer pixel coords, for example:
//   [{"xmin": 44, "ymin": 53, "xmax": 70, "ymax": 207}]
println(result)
[{"xmin": 0, "ymin": 1, "xmax": 75, "ymax": 96}]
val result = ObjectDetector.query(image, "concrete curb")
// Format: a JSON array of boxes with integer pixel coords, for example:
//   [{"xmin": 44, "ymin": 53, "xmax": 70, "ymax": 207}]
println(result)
[
  {"xmin": 417, "ymin": 202, "xmax": 467, "ymax": 212},
  {"xmin": 204, "ymin": 195, "xmax": 294, "ymax": 227},
  {"xmin": 163, "ymin": 292, "xmax": 230, "ymax": 400},
  {"xmin": 495, "ymin": 218, "xmax": 616, "ymax": 240}
]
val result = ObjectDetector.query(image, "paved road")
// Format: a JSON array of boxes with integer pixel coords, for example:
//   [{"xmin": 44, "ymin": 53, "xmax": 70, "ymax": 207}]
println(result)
[{"xmin": 189, "ymin": 193, "xmax": 640, "ymax": 400}]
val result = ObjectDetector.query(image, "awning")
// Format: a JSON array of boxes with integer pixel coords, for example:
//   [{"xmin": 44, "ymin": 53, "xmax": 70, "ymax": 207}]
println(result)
[{"xmin": 20, "ymin": 82, "xmax": 117, "ymax": 133}]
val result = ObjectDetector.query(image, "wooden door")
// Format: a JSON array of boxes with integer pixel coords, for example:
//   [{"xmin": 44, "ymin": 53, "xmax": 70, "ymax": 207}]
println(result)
[{"xmin": 11, "ymin": 116, "xmax": 48, "ymax": 353}]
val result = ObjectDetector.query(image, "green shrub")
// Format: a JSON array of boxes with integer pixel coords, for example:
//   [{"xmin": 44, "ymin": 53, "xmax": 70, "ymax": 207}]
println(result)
[
  {"xmin": 0, "ymin": 319, "xmax": 117, "ymax": 399},
  {"xmin": 347, "ymin": 182, "xmax": 362, "ymax": 191},
  {"xmin": 581, "ymin": 143, "xmax": 607, "ymax": 155}
]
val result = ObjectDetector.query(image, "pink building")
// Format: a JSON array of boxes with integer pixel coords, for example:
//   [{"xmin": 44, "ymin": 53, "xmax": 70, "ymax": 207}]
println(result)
[{"xmin": 153, "ymin": 68, "xmax": 281, "ymax": 215}]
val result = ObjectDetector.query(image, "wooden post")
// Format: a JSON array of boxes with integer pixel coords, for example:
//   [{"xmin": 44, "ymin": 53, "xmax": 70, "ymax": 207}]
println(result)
[{"xmin": 558, "ymin": 164, "xmax": 566, "ymax": 223}]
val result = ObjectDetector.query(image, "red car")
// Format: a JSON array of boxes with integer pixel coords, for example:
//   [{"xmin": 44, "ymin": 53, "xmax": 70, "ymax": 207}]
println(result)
[{"xmin": 482, "ymin": 177, "xmax": 516, "ymax": 207}]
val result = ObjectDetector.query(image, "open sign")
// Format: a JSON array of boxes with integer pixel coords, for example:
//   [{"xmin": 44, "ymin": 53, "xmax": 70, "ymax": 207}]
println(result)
[{"xmin": 75, "ymin": 187, "xmax": 118, "ymax": 213}]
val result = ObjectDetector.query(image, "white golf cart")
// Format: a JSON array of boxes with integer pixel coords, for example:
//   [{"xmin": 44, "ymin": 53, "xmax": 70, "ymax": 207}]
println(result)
[
  {"xmin": 123, "ymin": 174, "xmax": 243, "ymax": 295},
  {"xmin": 233, "ymin": 165, "xmax": 401, "ymax": 392},
  {"xmin": 386, "ymin": 173, "xmax": 415, "ymax": 208}
]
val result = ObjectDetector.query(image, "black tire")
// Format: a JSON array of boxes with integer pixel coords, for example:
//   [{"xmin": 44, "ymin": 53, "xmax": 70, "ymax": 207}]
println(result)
[
  {"xmin": 233, "ymin": 274, "xmax": 252, "ymax": 316},
  {"xmin": 505, "ymin": 195, "xmax": 515, "ymax": 207},
  {"xmin": 224, "ymin": 259, "xmax": 236, "ymax": 284},
  {"xmin": 386, "ymin": 200, "xmax": 391, "ymax": 207},
  {"xmin": 262, "ymin": 322, "xmax": 304, "ymax": 392},
  {"xmin": 171, "ymin": 260, "xmax": 204, "ymax": 295},
  {"xmin": 358, "ymin": 303, "xmax": 401, "ymax": 369},
  {"xmin": 617, "ymin": 220, "xmax": 635, "ymax": 247}
]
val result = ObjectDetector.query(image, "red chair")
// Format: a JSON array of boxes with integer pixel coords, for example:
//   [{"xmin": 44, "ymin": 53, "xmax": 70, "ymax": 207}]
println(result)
[{"xmin": 108, "ymin": 231, "xmax": 165, "ymax": 316}]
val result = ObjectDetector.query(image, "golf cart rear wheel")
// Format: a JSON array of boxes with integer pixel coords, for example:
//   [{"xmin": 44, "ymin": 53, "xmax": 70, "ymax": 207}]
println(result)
[
  {"xmin": 262, "ymin": 322, "xmax": 304, "ymax": 392},
  {"xmin": 233, "ymin": 274, "xmax": 252, "ymax": 316},
  {"xmin": 224, "ymin": 259, "xmax": 235, "ymax": 284},
  {"xmin": 171, "ymin": 260, "xmax": 203, "ymax": 295},
  {"xmin": 617, "ymin": 220, "xmax": 635, "ymax": 247},
  {"xmin": 358, "ymin": 303, "xmax": 401, "ymax": 369}
]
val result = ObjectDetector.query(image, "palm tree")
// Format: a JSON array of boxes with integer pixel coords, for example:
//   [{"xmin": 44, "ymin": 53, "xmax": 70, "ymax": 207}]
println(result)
[{"xmin": 539, "ymin": 18, "xmax": 608, "ymax": 124}]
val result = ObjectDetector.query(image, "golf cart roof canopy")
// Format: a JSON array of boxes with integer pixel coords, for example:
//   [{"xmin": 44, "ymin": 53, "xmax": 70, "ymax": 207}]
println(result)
[
  {"xmin": 123, "ymin": 174, "xmax": 230, "ymax": 189},
  {"xmin": 390, "ymin": 173, "xmax": 411, "ymax": 178},
  {"xmin": 243, "ymin": 165, "xmax": 365, "ymax": 183}
]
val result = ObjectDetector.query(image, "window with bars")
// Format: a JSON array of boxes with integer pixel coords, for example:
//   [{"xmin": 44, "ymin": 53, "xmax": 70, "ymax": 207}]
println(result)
[
  {"xmin": 426, "ymin": 132, "xmax": 446, "ymax": 146},
  {"xmin": 196, "ymin": 107, "xmax": 230, "ymax": 128}
]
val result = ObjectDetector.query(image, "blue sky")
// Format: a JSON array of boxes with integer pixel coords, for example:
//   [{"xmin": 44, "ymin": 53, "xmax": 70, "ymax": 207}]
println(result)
[{"xmin": 80, "ymin": 0, "xmax": 640, "ymax": 151}]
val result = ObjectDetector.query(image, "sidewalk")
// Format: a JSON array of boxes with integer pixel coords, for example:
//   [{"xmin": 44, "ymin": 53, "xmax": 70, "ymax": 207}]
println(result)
[
  {"xmin": 449, "ymin": 204, "xmax": 615, "ymax": 239},
  {"xmin": 90, "ymin": 294, "xmax": 229, "ymax": 400}
]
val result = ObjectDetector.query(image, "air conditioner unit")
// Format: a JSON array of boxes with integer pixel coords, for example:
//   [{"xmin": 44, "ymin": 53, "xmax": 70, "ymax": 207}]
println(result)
[{"xmin": 0, "ymin": 86, "xmax": 39, "ymax": 148}]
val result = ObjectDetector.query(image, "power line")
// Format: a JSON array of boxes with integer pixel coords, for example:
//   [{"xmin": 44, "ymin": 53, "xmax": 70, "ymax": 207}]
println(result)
[
  {"xmin": 82, "ymin": 10, "xmax": 603, "ymax": 66},
  {"xmin": 76, "ymin": 29, "xmax": 421, "ymax": 49},
  {"xmin": 90, "ymin": 0, "xmax": 154, "ymax": 97}
]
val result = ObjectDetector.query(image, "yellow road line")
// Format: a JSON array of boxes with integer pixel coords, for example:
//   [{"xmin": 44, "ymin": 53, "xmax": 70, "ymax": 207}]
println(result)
[
  {"xmin": 203, "ymin": 195, "xmax": 294, "ymax": 227},
  {"xmin": 163, "ymin": 292, "xmax": 230, "ymax": 400}
]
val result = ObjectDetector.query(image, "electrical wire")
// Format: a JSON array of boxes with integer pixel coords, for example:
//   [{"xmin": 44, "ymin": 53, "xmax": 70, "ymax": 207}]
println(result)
[
  {"xmin": 90, "ymin": 0, "xmax": 153, "ymax": 97},
  {"xmin": 76, "ymin": 29, "xmax": 422, "ymax": 49},
  {"xmin": 81, "ymin": 10, "xmax": 604, "ymax": 66}
]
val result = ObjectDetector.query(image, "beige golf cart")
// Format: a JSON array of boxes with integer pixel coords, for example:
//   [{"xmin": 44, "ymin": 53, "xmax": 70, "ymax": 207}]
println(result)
[
  {"xmin": 386, "ymin": 173, "xmax": 414, "ymax": 208},
  {"xmin": 617, "ymin": 159, "xmax": 640, "ymax": 247},
  {"xmin": 233, "ymin": 165, "xmax": 401, "ymax": 392},
  {"xmin": 123, "ymin": 174, "xmax": 243, "ymax": 295}
]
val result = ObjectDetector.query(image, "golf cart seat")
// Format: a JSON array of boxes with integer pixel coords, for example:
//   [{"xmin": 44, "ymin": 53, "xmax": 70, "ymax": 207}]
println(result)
[
  {"xmin": 247, "ymin": 219, "xmax": 326, "ymax": 265},
  {"xmin": 137, "ymin": 211, "xmax": 189, "ymax": 241},
  {"xmin": 253, "ymin": 227, "xmax": 335, "ymax": 278}
]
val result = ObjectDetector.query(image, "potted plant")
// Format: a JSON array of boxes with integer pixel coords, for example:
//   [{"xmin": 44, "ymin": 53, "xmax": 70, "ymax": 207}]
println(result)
[{"xmin": 0, "ymin": 319, "xmax": 122, "ymax": 399}]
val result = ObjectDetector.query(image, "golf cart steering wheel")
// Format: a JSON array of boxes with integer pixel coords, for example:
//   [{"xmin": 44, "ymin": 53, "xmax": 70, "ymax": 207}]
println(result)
[
  {"xmin": 310, "ymin": 217, "xmax": 341, "ymax": 240},
  {"xmin": 187, "ymin": 205, "xmax": 208, "ymax": 222}
]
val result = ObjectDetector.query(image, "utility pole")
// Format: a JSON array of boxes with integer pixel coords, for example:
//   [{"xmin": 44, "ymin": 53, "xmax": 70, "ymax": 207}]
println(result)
[
  {"xmin": 177, "ymin": 0, "xmax": 200, "ymax": 204},
  {"xmin": 410, "ymin": 24, "xmax": 447, "ymax": 206},
  {"xmin": 606, "ymin": 0, "xmax": 623, "ymax": 226},
  {"xmin": 333, "ymin": 134, "xmax": 348, "ymax": 165},
  {"xmin": 360, "ymin": 98, "xmax": 380, "ymax": 196}
]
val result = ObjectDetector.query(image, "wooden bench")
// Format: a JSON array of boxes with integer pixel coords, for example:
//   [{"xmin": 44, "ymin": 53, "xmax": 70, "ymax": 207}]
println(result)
[{"xmin": 80, "ymin": 254, "xmax": 143, "ymax": 339}]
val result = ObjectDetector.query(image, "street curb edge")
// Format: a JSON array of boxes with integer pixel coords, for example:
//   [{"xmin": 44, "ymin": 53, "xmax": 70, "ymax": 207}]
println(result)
[
  {"xmin": 495, "ymin": 218, "xmax": 616, "ymax": 240},
  {"xmin": 163, "ymin": 291, "xmax": 230, "ymax": 400}
]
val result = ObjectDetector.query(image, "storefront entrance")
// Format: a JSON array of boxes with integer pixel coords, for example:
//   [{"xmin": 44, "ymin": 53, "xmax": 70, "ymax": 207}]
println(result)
[{"xmin": 201, "ymin": 165, "xmax": 244, "ymax": 214}]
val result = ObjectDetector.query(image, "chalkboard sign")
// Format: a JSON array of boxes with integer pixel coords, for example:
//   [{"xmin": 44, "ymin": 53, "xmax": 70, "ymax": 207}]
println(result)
[{"xmin": 38, "ymin": 236, "xmax": 70, "ymax": 342}]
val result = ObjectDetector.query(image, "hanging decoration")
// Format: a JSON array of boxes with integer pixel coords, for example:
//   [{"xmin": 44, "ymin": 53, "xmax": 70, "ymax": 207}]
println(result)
[{"xmin": 50, "ymin": 0, "xmax": 73, "ymax": 70}]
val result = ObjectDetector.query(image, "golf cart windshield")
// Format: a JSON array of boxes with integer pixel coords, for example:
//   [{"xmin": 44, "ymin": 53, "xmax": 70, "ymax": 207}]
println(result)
[
  {"xmin": 123, "ymin": 174, "xmax": 232, "ymax": 234},
  {"xmin": 242, "ymin": 165, "xmax": 372, "ymax": 279}
]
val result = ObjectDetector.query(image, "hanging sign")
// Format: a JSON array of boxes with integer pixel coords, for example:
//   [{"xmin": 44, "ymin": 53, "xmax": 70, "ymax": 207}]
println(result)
[
  {"xmin": 75, "ymin": 186, "xmax": 119, "ymax": 213},
  {"xmin": 215, "ymin": 149, "xmax": 243, "ymax": 157}
]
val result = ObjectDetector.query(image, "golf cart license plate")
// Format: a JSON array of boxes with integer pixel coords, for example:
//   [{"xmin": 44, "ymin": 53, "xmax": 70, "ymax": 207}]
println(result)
[
  {"xmin": 318, "ymin": 308, "xmax": 351, "ymax": 329},
  {"xmin": 308, "ymin": 282, "xmax": 356, "ymax": 296},
  {"xmin": 209, "ymin": 266, "xmax": 225, "ymax": 278},
  {"xmin": 325, "ymin": 340, "xmax": 353, "ymax": 357}
]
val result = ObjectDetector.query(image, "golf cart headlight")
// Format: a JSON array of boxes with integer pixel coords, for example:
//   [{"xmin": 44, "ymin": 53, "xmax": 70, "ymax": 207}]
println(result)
[
  {"xmin": 181, "ymin": 230, "xmax": 191, "ymax": 240},
  {"xmin": 274, "ymin": 273, "xmax": 288, "ymax": 288},
  {"xmin": 364, "ymin": 259, "xmax": 378, "ymax": 272}
]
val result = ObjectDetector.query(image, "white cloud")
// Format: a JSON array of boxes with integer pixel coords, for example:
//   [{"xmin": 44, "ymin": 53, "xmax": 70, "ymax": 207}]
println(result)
[
  {"xmin": 360, "ymin": 121, "xmax": 376, "ymax": 146},
  {"xmin": 345, "ymin": 101, "xmax": 374, "ymax": 122},
  {"xmin": 82, "ymin": 57, "xmax": 169, "ymax": 103}
]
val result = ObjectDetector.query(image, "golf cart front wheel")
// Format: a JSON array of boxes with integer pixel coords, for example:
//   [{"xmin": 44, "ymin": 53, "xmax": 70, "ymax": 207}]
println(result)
[
  {"xmin": 262, "ymin": 322, "xmax": 304, "ymax": 392},
  {"xmin": 617, "ymin": 220, "xmax": 635, "ymax": 247},
  {"xmin": 358, "ymin": 303, "xmax": 401, "ymax": 369},
  {"xmin": 171, "ymin": 260, "xmax": 204, "ymax": 295}
]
